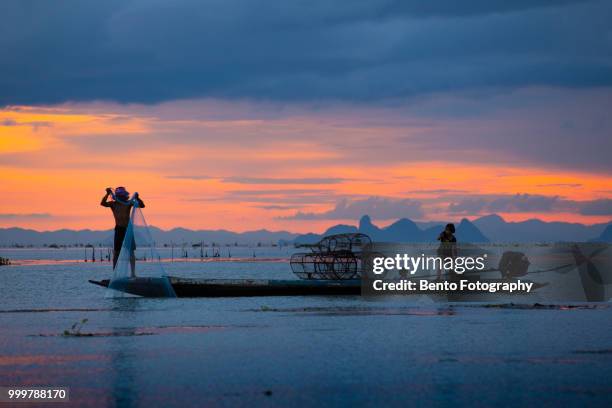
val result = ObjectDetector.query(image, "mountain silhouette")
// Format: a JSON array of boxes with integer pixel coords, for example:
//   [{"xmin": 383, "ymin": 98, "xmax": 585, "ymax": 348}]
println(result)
[
  {"xmin": 358, "ymin": 215, "xmax": 380, "ymax": 237},
  {"xmin": 294, "ymin": 224, "xmax": 358, "ymax": 245},
  {"xmin": 296, "ymin": 215, "xmax": 489, "ymax": 244},
  {"xmin": 456, "ymin": 218, "xmax": 489, "ymax": 242},
  {"xmin": 384, "ymin": 218, "xmax": 423, "ymax": 241},
  {"xmin": 592, "ymin": 224, "xmax": 612, "ymax": 242},
  {"xmin": 0, "ymin": 226, "xmax": 298, "ymax": 247},
  {"xmin": 473, "ymin": 214, "xmax": 610, "ymax": 242},
  {"xmin": 2, "ymin": 214, "xmax": 610, "ymax": 246},
  {"xmin": 324, "ymin": 224, "xmax": 358, "ymax": 236},
  {"xmin": 295, "ymin": 214, "xmax": 610, "ymax": 244}
]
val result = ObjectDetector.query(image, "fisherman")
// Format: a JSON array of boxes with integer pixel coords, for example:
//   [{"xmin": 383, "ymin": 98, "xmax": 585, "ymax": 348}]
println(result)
[
  {"xmin": 100, "ymin": 187, "xmax": 145, "ymax": 276},
  {"xmin": 436, "ymin": 223, "xmax": 457, "ymax": 280}
]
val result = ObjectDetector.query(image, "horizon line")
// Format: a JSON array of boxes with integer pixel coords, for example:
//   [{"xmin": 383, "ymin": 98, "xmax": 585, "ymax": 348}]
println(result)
[{"xmin": 1, "ymin": 214, "xmax": 611, "ymax": 235}]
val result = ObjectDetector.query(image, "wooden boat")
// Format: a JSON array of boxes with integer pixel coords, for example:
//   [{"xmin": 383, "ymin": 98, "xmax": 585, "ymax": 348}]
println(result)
[
  {"xmin": 89, "ymin": 276, "xmax": 361, "ymax": 297},
  {"xmin": 89, "ymin": 276, "xmax": 548, "ymax": 300}
]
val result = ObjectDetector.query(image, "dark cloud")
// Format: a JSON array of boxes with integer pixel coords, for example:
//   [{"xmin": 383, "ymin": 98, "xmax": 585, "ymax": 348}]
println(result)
[
  {"xmin": 222, "ymin": 177, "xmax": 346, "ymax": 185},
  {"xmin": 449, "ymin": 194, "xmax": 561, "ymax": 214},
  {"xmin": 0, "ymin": 213, "xmax": 52, "ymax": 219},
  {"xmin": 252, "ymin": 204, "xmax": 304, "ymax": 210},
  {"xmin": 1, "ymin": 118, "xmax": 52, "ymax": 128},
  {"xmin": 228, "ymin": 190, "xmax": 339, "ymax": 205},
  {"xmin": 536, "ymin": 183, "xmax": 582, "ymax": 188},
  {"xmin": 405, "ymin": 189, "xmax": 469, "ymax": 194},
  {"xmin": 166, "ymin": 175, "xmax": 215, "ymax": 180},
  {"xmin": 165, "ymin": 175, "xmax": 348, "ymax": 184},
  {"xmin": 448, "ymin": 194, "xmax": 612, "ymax": 216},
  {"xmin": 226, "ymin": 189, "xmax": 334, "ymax": 196},
  {"xmin": 282, "ymin": 196, "xmax": 424, "ymax": 220},
  {"xmin": 1, "ymin": 0, "xmax": 609, "ymax": 105},
  {"xmin": 186, "ymin": 188, "xmax": 340, "ymax": 205},
  {"xmin": 579, "ymin": 199, "xmax": 612, "ymax": 216}
]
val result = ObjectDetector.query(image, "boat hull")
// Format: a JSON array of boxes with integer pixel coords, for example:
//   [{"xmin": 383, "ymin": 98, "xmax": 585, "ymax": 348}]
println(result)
[
  {"xmin": 90, "ymin": 277, "xmax": 361, "ymax": 297},
  {"xmin": 89, "ymin": 276, "xmax": 548, "ymax": 300}
]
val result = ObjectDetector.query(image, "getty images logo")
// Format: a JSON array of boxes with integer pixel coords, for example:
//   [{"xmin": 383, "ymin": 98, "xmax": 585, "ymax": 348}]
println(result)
[{"xmin": 371, "ymin": 253, "xmax": 488, "ymax": 275}]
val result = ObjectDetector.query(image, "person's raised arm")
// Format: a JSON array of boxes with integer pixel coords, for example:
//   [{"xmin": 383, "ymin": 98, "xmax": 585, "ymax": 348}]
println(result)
[
  {"xmin": 134, "ymin": 192, "xmax": 145, "ymax": 208},
  {"xmin": 100, "ymin": 188, "xmax": 113, "ymax": 207}
]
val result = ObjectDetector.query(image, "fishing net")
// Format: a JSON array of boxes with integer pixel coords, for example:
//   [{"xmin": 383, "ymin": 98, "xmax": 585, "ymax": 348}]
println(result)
[
  {"xmin": 107, "ymin": 199, "xmax": 175, "ymax": 298},
  {"xmin": 290, "ymin": 233, "xmax": 371, "ymax": 280}
]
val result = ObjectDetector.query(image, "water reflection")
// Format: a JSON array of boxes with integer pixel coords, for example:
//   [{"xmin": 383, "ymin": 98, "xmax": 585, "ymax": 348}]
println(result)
[{"xmin": 109, "ymin": 298, "xmax": 140, "ymax": 408}]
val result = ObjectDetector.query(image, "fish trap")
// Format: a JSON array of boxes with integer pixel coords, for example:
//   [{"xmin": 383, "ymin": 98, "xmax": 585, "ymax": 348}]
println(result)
[{"xmin": 290, "ymin": 233, "xmax": 372, "ymax": 280}]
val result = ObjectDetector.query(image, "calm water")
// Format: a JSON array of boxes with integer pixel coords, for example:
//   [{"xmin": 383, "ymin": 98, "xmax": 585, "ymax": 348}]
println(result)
[{"xmin": 1, "ymin": 249, "xmax": 611, "ymax": 407}]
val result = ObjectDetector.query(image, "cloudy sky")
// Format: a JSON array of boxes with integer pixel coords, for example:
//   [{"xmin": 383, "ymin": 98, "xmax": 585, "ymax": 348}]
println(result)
[{"xmin": 1, "ymin": 0, "xmax": 611, "ymax": 232}]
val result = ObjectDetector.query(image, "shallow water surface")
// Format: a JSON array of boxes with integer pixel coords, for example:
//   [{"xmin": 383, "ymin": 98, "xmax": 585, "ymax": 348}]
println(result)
[{"xmin": 1, "ymin": 250, "xmax": 611, "ymax": 407}]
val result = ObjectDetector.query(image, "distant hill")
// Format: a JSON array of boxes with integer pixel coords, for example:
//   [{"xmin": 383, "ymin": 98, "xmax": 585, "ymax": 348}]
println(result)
[
  {"xmin": 293, "ymin": 224, "xmax": 358, "ymax": 245},
  {"xmin": 591, "ymin": 224, "xmax": 612, "ymax": 242},
  {"xmin": 2, "ymin": 213, "xmax": 610, "ymax": 247},
  {"xmin": 295, "ymin": 214, "xmax": 611, "ymax": 244},
  {"xmin": 295, "ymin": 215, "xmax": 489, "ymax": 244},
  {"xmin": 324, "ymin": 224, "xmax": 358, "ymax": 236},
  {"xmin": 455, "ymin": 218, "xmax": 490, "ymax": 242},
  {"xmin": 472, "ymin": 214, "xmax": 611, "ymax": 242},
  {"xmin": 0, "ymin": 227, "xmax": 298, "ymax": 247},
  {"xmin": 0, "ymin": 228, "xmax": 112, "ymax": 247}
]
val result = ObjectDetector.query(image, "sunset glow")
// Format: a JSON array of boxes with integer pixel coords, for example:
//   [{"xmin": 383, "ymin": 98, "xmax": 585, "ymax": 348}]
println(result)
[{"xmin": 1, "ymin": 95, "xmax": 611, "ymax": 233}]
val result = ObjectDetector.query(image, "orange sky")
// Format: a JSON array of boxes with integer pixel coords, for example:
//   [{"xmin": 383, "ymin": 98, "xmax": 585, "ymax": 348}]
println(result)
[{"xmin": 1, "ymin": 96, "xmax": 611, "ymax": 233}]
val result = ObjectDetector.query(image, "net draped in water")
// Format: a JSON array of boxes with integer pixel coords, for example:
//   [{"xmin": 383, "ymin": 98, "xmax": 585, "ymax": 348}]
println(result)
[{"xmin": 107, "ymin": 202, "xmax": 175, "ymax": 297}]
